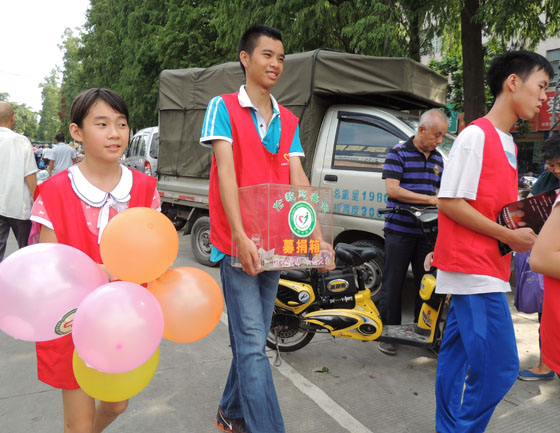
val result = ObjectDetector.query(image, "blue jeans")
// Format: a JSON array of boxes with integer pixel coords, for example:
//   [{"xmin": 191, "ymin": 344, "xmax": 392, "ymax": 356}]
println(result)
[
  {"xmin": 219, "ymin": 256, "xmax": 284, "ymax": 433},
  {"xmin": 435, "ymin": 293, "xmax": 519, "ymax": 433}
]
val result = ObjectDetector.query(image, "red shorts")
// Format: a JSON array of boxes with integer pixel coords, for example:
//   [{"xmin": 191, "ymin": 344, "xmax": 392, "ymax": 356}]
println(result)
[{"xmin": 36, "ymin": 334, "xmax": 79, "ymax": 390}]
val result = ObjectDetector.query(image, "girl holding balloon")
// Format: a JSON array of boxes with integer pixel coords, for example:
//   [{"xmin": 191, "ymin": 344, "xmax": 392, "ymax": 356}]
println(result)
[{"xmin": 30, "ymin": 88, "xmax": 160, "ymax": 433}]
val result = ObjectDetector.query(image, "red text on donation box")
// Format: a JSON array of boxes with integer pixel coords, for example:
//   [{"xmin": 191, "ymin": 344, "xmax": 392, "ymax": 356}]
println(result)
[{"xmin": 232, "ymin": 184, "xmax": 334, "ymax": 270}]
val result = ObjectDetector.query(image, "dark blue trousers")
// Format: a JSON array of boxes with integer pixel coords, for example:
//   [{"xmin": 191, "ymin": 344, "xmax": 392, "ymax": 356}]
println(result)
[
  {"xmin": 0, "ymin": 215, "xmax": 31, "ymax": 262},
  {"xmin": 435, "ymin": 293, "xmax": 518, "ymax": 433},
  {"xmin": 379, "ymin": 231, "xmax": 432, "ymax": 325}
]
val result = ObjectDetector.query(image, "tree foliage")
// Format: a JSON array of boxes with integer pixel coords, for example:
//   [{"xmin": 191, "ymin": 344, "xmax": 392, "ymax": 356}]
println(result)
[
  {"xmin": 59, "ymin": 28, "xmax": 85, "ymax": 134},
  {"xmin": 0, "ymin": 93, "xmax": 39, "ymax": 139},
  {"xmin": 54, "ymin": 0, "xmax": 560, "ymax": 131},
  {"xmin": 432, "ymin": 0, "xmax": 560, "ymax": 123},
  {"xmin": 13, "ymin": 103, "xmax": 39, "ymax": 139},
  {"xmin": 37, "ymin": 69, "xmax": 62, "ymax": 142}
]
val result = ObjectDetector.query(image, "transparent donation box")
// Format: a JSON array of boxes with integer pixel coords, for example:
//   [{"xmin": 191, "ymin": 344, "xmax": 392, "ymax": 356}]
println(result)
[{"xmin": 232, "ymin": 184, "xmax": 333, "ymax": 270}]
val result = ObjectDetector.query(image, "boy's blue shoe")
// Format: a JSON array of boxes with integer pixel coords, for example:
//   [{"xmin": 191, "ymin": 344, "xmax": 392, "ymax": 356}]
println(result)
[{"xmin": 518, "ymin": 369, "xmax": 556, "ymax": 381}]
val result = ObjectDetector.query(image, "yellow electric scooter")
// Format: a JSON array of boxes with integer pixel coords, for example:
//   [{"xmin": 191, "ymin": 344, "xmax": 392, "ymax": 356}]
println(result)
[{"xmin": 267, "ymin": 207, "xmax": 448, "ymax": 354}]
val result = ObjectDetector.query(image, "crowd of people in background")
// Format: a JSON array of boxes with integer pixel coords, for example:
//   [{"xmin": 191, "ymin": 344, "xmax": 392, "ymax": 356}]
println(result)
[{"xmin": 33, "ymin": 139, "xmax": 84, "ymax": 178}]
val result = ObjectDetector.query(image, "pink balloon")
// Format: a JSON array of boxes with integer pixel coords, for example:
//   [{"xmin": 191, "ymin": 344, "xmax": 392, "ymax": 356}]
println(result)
[
  {"xmin": 0, "ymin": 243, "xmax": 108, "ymax": 341},
  {"xmin": 72, "ymin": 281, "xmax": 164, "ymax": 373}
]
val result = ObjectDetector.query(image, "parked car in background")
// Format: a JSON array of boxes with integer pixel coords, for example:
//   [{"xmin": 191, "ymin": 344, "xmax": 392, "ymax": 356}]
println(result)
[{"xmin": 124, "ymin": 126, "xmax": 159, "ymax": 177}]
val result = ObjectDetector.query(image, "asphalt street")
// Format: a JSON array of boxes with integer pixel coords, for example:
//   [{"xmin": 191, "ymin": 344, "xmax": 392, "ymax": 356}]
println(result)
[{"xmin": 1, "ymin": 231, "xmax": 559, "ymax": 433}]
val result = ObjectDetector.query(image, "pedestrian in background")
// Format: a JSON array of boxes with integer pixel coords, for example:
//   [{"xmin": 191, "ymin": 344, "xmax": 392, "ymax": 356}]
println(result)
[
  {"xmin": 0, "ymin": 101, "xmax": 37, "ymax": 262},
  {"xmin": 49, "ymin": 132, "xmax": 78, "ymax": 176},
  {"xmin": 34, "ymin": 144, "xmax": 44, "ymax": 165},
  {"xmin": 42, "ymin": 143, "xmax": 53, "ymax": 167}
]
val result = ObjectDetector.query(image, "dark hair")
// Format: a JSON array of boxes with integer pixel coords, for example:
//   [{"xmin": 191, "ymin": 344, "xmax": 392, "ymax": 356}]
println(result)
[
  {"xmin": 543, "ymin": 134, "xmax": 560, "ymax": 162},
  {"xmin": 55, "ymin": 132, "xmax": 65, "ymax": 142},
  {"xmin": 70, "ymin": 88, "xmax": 129, "ymax": 128},
  {"xmin": 237, "ymin": 24, "xmax": 283, "ymax": 75},
  {"xmin": 486, "ymin": 51, "xmax": 554, "ymax": 98}
]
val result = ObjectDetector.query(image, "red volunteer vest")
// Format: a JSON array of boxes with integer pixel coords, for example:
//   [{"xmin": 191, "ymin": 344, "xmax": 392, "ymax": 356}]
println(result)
[
  {"xmin": 542, "ymin": 275, "xmax": 560, "ymax": 374},
  {"xmin": 208, "ymin": 92, "xmax": 298, "ymax": 255},
  {"xmin": 541, "ymin": 190, "xmax": 560, "ymax": 373},
  {"xmin": 35, "ymin": 168, "xmax": 156, "ymax": 389},
  {"xmin": 433, "ymin": 117, "xmax": 518, "ymax": 281}
]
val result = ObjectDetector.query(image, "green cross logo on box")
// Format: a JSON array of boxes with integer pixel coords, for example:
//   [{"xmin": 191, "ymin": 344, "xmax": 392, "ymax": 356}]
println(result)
[{"xmin": 289, "ymin": 201, "xmax": 316, "ymax": 237}]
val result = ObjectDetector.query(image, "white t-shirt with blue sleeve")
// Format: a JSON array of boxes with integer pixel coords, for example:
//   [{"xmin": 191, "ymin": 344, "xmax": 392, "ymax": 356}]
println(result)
[{"xmin": 200, "ymin": 86, "xmax": 305, "ymax": 262}]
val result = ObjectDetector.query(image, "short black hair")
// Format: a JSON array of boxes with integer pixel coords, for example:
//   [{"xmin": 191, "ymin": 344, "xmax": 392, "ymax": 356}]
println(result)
[
  {"xmin": 543, "ymin": 134, "xmax": 560, "ymax": 162},
  {"xmin": 237, "ymin": 24, "xmax": 283, "ymax": 75},
  {"xmin": 486, "ymin": 50, "xmax": 554, "ymax": 98},
  {"xmin": 70, "ymin": 88, "xmax": 129, "ymax": 128},
  {"xmin": 55, "ymin": 132, "xmax": 65, "ymax": 142}
]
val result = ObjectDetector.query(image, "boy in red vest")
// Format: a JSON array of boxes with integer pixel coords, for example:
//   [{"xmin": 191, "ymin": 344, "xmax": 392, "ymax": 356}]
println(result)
[
  {"xmin": 432, "ymin": 51, "xmax": 553, "ymax": 433},
  {"xmin": 200, "ymin": 25, "xmax": 313, "ymax": 433}
]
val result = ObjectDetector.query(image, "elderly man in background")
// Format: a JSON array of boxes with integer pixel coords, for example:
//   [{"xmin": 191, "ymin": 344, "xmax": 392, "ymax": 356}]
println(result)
[
  {"xmin": 0, "ymin": 102, "xmax": 37, "ymax": 261},
  {"xmin": 378, "ymin": 108, "xmax": 448, "ymax": 356}
]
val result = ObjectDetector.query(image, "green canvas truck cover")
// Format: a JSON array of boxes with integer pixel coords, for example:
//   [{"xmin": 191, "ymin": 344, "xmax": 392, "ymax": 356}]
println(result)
[{"xmin": 158, "ymin": 49, "xmax": 447, "ymax": 178}]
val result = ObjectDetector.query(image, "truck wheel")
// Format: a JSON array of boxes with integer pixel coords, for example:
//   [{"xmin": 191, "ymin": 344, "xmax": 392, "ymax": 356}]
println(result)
[
  {"xmin": 350, "ymin": 240, "xmax": 384, "ymax": 303},
  {"xmin": 191, "ymin": 216, "xmax": 217, "ymax": 267}
]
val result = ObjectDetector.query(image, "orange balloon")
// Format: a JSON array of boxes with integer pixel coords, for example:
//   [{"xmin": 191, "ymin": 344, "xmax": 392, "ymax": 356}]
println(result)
[
  {"xmin": 147, "ymin": 267, "xmax": 223, "ymax": 343},
  {"xmin": 100, "ymin": 207, "xmax": 179, "ymax": 283}
]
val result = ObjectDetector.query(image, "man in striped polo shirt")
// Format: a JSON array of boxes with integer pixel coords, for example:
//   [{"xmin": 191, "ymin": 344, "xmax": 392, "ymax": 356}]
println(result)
[{"xmin": 378, "ymin": 108, "xmax": 447, "ymax": 355}]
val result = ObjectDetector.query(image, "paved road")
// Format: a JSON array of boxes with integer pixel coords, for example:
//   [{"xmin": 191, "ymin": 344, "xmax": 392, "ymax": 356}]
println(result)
[{"xmin": 1, "ymin": 231, "xmax": 559, "ymax": 432}]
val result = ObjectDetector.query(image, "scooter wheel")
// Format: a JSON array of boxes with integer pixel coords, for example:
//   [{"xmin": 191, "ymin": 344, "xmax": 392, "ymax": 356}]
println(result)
[{"xmin": 266, "ymin": 311, "xmax": 314, "ymax": 352}]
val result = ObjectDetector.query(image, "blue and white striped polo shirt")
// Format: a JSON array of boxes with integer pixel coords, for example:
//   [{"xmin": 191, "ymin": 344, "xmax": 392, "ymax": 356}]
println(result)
[{"xmin": 382, "ymin": 137, "xmax": 444, "ymax": 236}]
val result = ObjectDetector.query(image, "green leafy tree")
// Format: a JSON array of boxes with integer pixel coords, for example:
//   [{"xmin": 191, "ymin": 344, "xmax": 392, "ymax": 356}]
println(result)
[
  {"xmin": 155, "ymin": 0, "xmax": 223, "ymax": 70},
  {"xmin": 212, "ymin": 0, "xmax": 429, "ymax": 59},
  {"xmin": 58, "ymin": 0, "xmax": 560, "ymax": 130},
  {"xmin": 13, "ymin": 103, "xmax": 39, "ymax": 139},
  {"xmin": 59, "ymin": 28, "xmax": 86, "ymax": 134},
  {"xmin": 433, "ymin": 0, "xmax": 560, "ymax": 123},
  {"xmin": 0, "ymin": 92, "xmax": 38, "ymax": 138},
  {"xmin": 37, "ymin": 69, "xmax": 62, "ymax": 142}
]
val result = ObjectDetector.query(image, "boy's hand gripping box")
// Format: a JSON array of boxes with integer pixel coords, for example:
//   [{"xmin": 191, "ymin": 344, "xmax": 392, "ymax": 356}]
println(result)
[{"xmin": 232, "ymin": 183, "xmax": 334, "ymax": 270}]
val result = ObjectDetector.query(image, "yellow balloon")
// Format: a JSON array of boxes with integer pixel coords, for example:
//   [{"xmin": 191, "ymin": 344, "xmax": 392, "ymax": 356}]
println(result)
[{"xmin": 72, "ymin": 348, "xmax": 160, "ymax": 402}]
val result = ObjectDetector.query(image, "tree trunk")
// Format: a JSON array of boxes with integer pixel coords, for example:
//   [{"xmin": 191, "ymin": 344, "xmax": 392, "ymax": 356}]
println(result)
[
  {"xmin": 409, "ymin": 11, "xmax": 421, "ymax": 62},
  {"xmin": 460, "ymin": 0, "xmax": 486, "ymax": 124}
]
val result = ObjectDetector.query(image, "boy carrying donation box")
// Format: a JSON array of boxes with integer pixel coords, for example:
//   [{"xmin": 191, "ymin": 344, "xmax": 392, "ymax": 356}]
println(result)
[{"xmin": 232, "ymin": 183, "xmax": 333, "ymax": 270}]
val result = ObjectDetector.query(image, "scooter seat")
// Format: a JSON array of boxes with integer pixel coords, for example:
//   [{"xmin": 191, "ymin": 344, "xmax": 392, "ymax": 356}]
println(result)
[
  {"xmin": 335, "ymin": 243, "xmax": 378, "ymax": 266},
  {"xmin": 280, "ymin": 269, "xmax": 310, "ymax": 281},
  {"xmin": 416, "ymin": 209, "xmax": 438, "ymax": 225}
]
